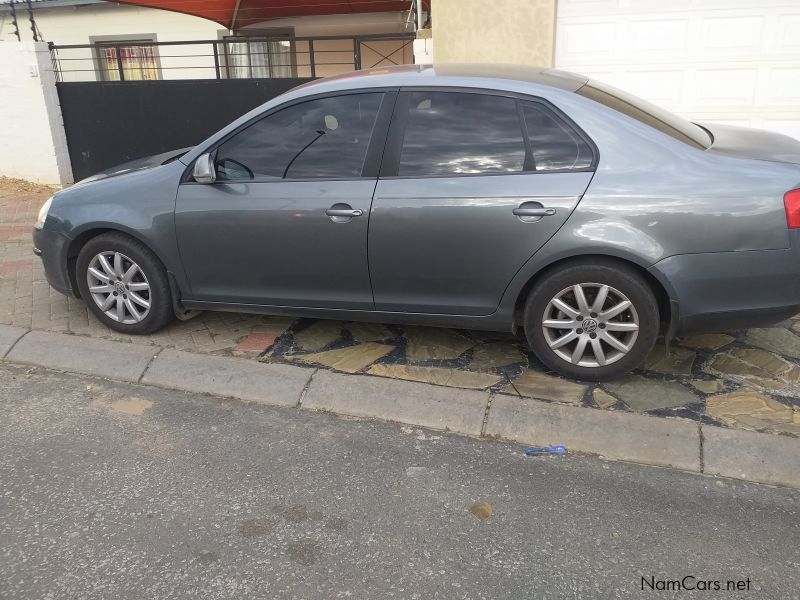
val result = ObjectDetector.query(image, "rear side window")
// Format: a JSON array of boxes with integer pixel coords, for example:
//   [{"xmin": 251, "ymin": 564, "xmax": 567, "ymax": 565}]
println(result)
[
  {"xmin": 522, "ymin": 102, "xmax": 593, "ymax": 171},
  {"xmin": 393, "ymin": 90, "xmax": 594, "ymax": 177}
]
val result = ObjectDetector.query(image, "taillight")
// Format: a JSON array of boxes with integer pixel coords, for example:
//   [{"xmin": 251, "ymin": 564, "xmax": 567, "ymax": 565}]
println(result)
[{"xmin": 785, "ymin": 189, "xmax": 800, "ymax": 229}]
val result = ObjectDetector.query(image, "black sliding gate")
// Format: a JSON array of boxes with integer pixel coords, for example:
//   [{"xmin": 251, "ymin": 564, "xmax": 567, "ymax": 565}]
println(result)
[
  {"xmin": 51, "ymin": 33, "xmax": 414, "ymax": 180},
  {"xmin": 57, "ymin": 78, "xmax": 313, "ymax": 180}
]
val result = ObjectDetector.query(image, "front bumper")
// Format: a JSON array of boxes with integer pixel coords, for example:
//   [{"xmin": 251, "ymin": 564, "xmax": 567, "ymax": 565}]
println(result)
[
  {"xmin": 649, "ymin": 247, "xmax": 800, "ymax": 335},
  {"xmin": 32, "ymin": 227, "xmax": 74, "ymax": 297}
]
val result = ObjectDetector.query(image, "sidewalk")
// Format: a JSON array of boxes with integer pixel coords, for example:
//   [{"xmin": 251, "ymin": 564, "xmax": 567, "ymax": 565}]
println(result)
[
  {"xmin": 1, "ymin": 179, "xmax": 799, "ymax": 486},
  {"xmin": 1, "ymin": 325, "xmax": 799, "ymax": 488}
]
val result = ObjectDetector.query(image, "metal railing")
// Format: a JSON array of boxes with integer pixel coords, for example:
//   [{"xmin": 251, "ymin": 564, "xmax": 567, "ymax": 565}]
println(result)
[{"xmin": 49, "ymin": 33, "xmax": 416, "ymax": 82}]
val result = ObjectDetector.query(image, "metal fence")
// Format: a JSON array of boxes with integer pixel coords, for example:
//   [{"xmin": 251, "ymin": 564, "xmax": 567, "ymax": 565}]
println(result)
[{"xmin": 49, "ymin": 33, "xmax": 416, "ymax": 82}]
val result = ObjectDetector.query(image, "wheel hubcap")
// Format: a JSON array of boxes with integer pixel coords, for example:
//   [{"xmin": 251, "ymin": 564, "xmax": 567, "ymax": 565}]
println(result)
[
  {"xmin": 541, "ymin": 283, "xmax": 639, "ymax": 368},
  {"xmin": 86, "ymin": 251, "xmax": 151, "ymax": 324}
]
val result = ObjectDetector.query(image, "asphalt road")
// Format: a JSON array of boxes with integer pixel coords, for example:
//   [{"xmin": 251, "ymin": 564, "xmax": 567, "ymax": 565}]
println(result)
[{"xmin": 0, "ymin": 363, "xmax": 798, "ymax": 599}]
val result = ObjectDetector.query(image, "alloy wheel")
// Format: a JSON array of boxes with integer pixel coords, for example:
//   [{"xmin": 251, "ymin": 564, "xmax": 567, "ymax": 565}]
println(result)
[
  {"xmin": 541, "ymin": 283, "xmax": 639, "ymax": 368},
  {"xmin": 86, "ymin": 251, "xmax": 151, "ymax": 324}
]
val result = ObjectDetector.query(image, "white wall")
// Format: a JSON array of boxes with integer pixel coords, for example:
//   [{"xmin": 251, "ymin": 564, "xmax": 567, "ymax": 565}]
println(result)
[
  {"xmin": 12, "ymin": 4, "xmax": 411, "ymax": 81},
  {"xmin": 555, "ymin": 0, "xmax": 800, "ymax": 140},
  {"xmin": 0, "ymin": 42, "xmax": 73, "ymax": 185}
]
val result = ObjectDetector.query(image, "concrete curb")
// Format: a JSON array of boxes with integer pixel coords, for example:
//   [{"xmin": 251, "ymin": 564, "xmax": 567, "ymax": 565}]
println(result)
[
  {"xmin": 485, "ymin": 393, "xmax": 701, "ymax": 472},
  {"xmin": 303, "ymin": 369, "xmax": 489, "ymax": 436},
  {"xmin": 142, "ymin": 348, "xmax": 312, "ymax": 406},
  {"xmin": 1, "ymin": 324, "xmax": 798, "ymax": 488},
  {"xmin": 7, "ymin": 329, "xmax": 156, "ymax": 382}
]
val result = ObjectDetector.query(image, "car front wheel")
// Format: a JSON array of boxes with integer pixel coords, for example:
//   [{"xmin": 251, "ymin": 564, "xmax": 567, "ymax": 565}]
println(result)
[
  {"xmin": 76, "ymin": 232, "xmax": 174, "ymax": 335},
  {"xmin": 524, "ymin": 260, "xmax": 659, "ymax": 381}
]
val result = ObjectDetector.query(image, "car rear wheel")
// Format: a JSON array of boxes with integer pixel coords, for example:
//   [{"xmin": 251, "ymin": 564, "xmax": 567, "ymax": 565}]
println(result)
[
  {"xmin": 524, "ymin": 261, "xmax": 659, "ymax": 381},
  {"xmin": 76, "ymin": 233, "xmax": 174, "ymax": 335}
]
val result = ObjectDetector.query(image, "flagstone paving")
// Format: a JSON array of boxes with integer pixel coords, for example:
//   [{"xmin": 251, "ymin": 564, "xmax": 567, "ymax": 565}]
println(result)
[
  {"xmin": 643, "ymin": 344, "xmax": 696, "ymax": 375},
  {"xmin": 1, "ymin": 179, "xmax": 798, "ymax": 438},
  {"xmin": 592, "ymin": 388, "xmax": 619, "ymax": 409},
  {"xmin": 504, "ymin": 369, "xmax": 587, "ymax": 405},
  {"xmin": 292, "ymin": 342, "xmax": 394, "ymax": 373},
  {"xmin": 366, "ymin": 363, "xmax": 503, "ymax": 389},
  {"xmin": 604, "ymin": 375, "xmax": 700, "ymax": 413}
]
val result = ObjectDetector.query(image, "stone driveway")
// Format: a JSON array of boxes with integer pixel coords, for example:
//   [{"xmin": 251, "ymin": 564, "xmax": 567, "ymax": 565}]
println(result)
[{"xmin": 2, "ymin": 179, "xmax": 798, "ymax": 438}]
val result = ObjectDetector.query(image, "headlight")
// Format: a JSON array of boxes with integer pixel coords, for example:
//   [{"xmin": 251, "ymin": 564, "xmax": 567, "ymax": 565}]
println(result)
[{"xmin": 34, "ymin": 196, "xmax": 53, "ymax": 230}]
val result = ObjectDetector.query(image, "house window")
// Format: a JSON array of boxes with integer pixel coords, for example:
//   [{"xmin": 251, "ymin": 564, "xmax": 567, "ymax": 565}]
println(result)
[
  {"xmin": 93, "ymin": 38, "xmax": 160, "ymax": 81},
  {"xmin": 223, "ymin": 30, "xmax": 295, "ymax": 79}
]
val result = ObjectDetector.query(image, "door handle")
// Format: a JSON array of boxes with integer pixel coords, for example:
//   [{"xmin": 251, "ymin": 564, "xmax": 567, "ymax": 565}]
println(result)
[
  {"xmin": 326, "ymin": 203, "xmax": 363, "ymax": 223},
  {"xmin": 326, "ymin": 208, "xmax": 363, "ymax": 218},
  {"xmin": 512, "ymin": 207, "xmax": 556, "ymax": 217}
]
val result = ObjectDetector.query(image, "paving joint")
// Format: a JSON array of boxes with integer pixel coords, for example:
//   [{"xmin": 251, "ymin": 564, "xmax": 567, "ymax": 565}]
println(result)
[
  {"xmin": 480, "ymin": 391, "xmax": 495, "ymax": 437},
  {"xmin": 0, "ymin": 327, "xmax": 29, "ymax": 359},
  {"xmin": 296, "ymin": 367, "xmax": 318, "ymax": 408},
  {"xmin": 698, "ymin": 423, "xmax": 705, "ymax": 473},
  {"xmin": 137, "ymin": 345, "xmax": 166, "ymax": 384}
]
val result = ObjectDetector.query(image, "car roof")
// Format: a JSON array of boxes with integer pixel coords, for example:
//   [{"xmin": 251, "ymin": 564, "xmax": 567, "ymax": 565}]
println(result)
[{"xmin": 293, "ymin": 64, "xmax": 589, "ymax": 94}]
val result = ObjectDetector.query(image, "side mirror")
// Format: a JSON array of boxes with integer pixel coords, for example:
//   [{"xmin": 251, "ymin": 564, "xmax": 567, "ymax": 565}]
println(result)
[{"xmin": 193, "ymin": 152, "xmax": 216, "ymax": 184}]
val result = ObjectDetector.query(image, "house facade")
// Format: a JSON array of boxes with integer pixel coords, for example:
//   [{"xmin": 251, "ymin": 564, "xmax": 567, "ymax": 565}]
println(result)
[
  {"xmin": 4, "ymin": 0, "xmax": 799, "ymax": 138},
  {"xmin": 1, "ymin": 0, "xmax": 799, "ymax": 185},
  {"xmin": 3, "ymin": 0, "xmax": 416, "ymax": 81}
]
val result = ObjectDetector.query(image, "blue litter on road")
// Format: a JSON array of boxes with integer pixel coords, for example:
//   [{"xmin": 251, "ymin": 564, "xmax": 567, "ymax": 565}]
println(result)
[{"xmin": 524, "ymin": 445, "xmax": 567, "ymax": 456}]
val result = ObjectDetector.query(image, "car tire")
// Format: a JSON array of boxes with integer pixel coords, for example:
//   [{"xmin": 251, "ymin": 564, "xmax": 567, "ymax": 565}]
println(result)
[
  {"xmin": 76, "ymin": 232, "xmax": 174, "ymax": 335},
  {"xmin": 523, "ymin": 260, "xmax": 659, "ymax": 381}
]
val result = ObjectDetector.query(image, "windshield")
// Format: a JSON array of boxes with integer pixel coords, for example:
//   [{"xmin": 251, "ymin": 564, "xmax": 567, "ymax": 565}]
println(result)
[{"xmin": 576, "ymin": 80, "xmax": 712, "ymax": 149}]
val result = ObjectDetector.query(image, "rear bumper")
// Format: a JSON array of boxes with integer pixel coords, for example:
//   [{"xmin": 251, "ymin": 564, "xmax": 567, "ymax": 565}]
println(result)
[
  {"xmin": 32, "ymin": 227, "xmax": 74, "ymax": 297},
  {"xmin": 649, "ymin": 247, "xmax": 800, "ymax": 335}
]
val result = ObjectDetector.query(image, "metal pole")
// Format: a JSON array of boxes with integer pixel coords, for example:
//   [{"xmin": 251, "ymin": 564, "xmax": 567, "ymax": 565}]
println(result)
[
  {"xmin": 416, "ymin": 0, "xmax": 423, "ymax": 32},
  {"xmin": 308, "ymin": 39, "xmax": 316, "ymax": 78},
  {"xmin": 212, "ymin": 41, "xmax": 221, "ymax": 79},
  {"xmin": 353, "ymin": 38, "xmax": 361, "ymax": 71},
  {"xmin": 49, "ymin": 42, "xmax": 61, "ymax": 83},
  {"xmin": 115, "ymin": 45, "xmax": 125, "ymax": 81}
]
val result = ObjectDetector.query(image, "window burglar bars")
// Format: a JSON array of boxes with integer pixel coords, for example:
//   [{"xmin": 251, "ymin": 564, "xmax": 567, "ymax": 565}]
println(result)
[{"xmin": 49, "ymin": 33, "xmax": 416, "ymax": 82}]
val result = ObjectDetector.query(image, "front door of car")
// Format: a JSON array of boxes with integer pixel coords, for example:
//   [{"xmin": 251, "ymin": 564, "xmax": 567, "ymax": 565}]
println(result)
[
  {"xmin": 175, "ymin": 91, "xmax": 392, "ymax": 309},
  {"xmin": 368, "ymin": 89, "xmax": 597, "ymax": 315}
]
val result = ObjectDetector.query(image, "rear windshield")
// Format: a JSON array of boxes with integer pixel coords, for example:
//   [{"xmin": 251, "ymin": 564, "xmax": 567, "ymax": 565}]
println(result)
[{"xmin": 576, "ymin": 80, "xmax": 712, "ymax": 149}]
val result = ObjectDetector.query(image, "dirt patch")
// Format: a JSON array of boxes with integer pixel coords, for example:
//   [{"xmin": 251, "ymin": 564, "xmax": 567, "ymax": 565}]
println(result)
[
  {"xmin": 91, "ymin": 397, "xmax": 153, "ymax": 416},
  {"xmin": 468, "ymin": 500, "xmax": 493, "ymax": 522},
  {"xmin": 0, "ymin": 176, "xmax": 59, "ymax": 196},
  {"xmin": 272, "ymin": 503, "xmax": 323, "ymax": 523},
  {"xmin": 237, "ymin": 518, "xmax": 275, "ymax": 537},
  {"xmin": 286, "ymin": 540, "xmax": 321, "ymax": 565}
]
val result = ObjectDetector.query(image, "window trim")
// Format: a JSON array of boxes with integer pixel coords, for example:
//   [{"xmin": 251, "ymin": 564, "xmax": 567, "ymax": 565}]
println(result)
[
  {"xmin": 90, "ymin": 34, "xmax": 162, "ymax": 82},
  {"xmin": 219, "ymin": 28, "xmax": 298, "ymax": 79},
  {"xmin": 180, "ymin": 88, "xmax": 399, "ymax": 185},
  {"xmin": 379, "ymin": 86, "xmax": 599, "ymax": 180}
]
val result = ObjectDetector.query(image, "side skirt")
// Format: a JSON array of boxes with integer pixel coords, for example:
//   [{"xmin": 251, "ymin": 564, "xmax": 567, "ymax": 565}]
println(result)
[{"xmin": 180, "ymin": 300, "xmax": 515, "ymax": 333}]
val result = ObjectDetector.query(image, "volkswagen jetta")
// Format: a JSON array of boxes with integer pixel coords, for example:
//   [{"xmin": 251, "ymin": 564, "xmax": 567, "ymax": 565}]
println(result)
[{"xmin": 33, "ymin": 65, "xmax": 800, "ymax": 380}]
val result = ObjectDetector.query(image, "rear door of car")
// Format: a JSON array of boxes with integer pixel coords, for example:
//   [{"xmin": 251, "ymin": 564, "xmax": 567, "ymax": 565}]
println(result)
[{"xmin": 368, "ymin": 88, "xmax": 597, "ymax": 315}]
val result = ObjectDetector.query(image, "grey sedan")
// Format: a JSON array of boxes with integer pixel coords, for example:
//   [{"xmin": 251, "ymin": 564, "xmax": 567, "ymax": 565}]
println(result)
[{"xmin": 33, "ymin": 65, "xmax": 800, "ymax": 380}]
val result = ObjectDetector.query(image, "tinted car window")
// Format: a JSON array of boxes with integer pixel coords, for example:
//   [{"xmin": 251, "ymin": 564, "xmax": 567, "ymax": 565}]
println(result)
[
  {"xmin": 215, "ymin": 93, "xmax": 382, "ymax": 180},
  {"xmin": 522, "ymin": 102, "xmax": 593, "ymax": 171},
  {"xmin": 576, "ymin": 80, "xmax": 712, "ymax": 149},
  {"xmin": 398, "ymin": 91, "xmax": 526, "ymax": 177}
]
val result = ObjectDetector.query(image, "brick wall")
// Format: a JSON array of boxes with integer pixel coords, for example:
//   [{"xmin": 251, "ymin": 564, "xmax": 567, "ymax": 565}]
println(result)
[{"xmin": 0, "ymin": 42, "xmax": 73, "ymax": 186}]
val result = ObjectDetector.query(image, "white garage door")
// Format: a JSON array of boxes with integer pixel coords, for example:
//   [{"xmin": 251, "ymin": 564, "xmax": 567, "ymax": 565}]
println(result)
[{"xmin": 555, "ymin": 0, "xmax": 800, "ymax": 140}]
